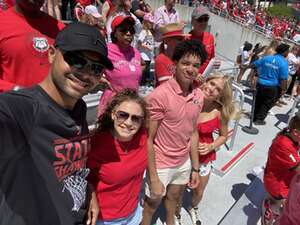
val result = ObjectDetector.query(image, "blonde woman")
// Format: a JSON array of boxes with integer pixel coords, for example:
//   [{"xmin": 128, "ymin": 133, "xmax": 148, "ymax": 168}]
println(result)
[{"xmin": 188, "ymin": 73, "xmax": 239, "ymax": 225}]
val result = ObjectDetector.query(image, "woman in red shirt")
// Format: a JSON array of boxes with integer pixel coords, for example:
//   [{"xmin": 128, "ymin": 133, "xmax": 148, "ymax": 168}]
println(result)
[
  {"xmin": 87, "ymin": 89, "xmax": 148, "ymax": 225},
  {"xmin": 262, "ymin": 113, "xmax": 300, "ymax": 225},
  {"xmin": 188, "ymin": 73, "xmax": 238, "ymax": 225}
]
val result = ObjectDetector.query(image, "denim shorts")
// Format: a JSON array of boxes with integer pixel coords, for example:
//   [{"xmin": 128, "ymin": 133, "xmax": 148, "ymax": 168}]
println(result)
[{"xmin": 96, "ymin": 204, "xmax": 142, "ymax": 225}]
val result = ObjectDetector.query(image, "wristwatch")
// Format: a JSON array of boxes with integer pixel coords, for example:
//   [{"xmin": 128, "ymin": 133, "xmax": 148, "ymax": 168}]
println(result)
[{"xmin": 191, "ymin": 167, "xmax": 200, "ymax": 173}]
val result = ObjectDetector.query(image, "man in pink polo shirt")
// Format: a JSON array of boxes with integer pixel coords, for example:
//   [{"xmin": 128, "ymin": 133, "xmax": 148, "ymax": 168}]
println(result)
[{"xmin": 141, "ymin": 40, "xmax": 208, "ymax": 225}]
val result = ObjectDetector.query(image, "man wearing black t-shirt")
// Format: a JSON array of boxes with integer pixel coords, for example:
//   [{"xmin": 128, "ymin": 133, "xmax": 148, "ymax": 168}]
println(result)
[{"xmin": 0, "ymin": 22, "xmax": 113, "ymax": 225}]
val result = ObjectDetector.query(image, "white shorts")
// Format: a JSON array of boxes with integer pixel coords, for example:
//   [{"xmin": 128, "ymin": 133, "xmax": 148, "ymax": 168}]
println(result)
[
  {"xmin": 145, "ymin": 158, "xmax": 191, "ymax": 198},
  {"xmin": 199, "ymin": 161, "xmax": 212, "ymax": 177}
]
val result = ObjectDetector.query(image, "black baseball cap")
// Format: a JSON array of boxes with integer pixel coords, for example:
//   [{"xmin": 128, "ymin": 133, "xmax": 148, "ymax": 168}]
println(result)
[{"xmin": 55, "ymin": 22, "xmax": 113, "ymax": 70}]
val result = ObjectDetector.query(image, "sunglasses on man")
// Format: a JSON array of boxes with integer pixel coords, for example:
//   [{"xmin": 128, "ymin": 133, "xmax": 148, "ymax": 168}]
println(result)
[
  {"xmin": 63, "ymin": 51, "xmax": 105, "ymax": 77},
  {"xmin": 115, "ymin": 110, "xmax": 144, "ymax": 126}
]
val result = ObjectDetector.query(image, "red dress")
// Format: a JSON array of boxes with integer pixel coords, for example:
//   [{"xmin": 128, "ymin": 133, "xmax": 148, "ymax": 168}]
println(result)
[{"xmin": 197, "ymin": 117, "xmax": 221, "ymax": 164}]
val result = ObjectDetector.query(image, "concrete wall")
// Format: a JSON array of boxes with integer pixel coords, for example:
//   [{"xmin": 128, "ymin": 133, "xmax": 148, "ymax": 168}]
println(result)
[{"xmin": 148, "ymin": 0, "xmax": 271, "ymax": 62}]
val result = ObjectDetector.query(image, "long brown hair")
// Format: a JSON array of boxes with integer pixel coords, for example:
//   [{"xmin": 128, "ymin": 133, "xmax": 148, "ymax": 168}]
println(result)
[{"xmin": 95, "ymin": 89, "xmax": 148, "ymax": 133}]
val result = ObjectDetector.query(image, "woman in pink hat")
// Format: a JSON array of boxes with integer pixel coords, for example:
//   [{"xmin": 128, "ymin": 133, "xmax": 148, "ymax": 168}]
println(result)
[{"xmin": 97, "ymin": 15, "xmax": 143, "ymax": 115}]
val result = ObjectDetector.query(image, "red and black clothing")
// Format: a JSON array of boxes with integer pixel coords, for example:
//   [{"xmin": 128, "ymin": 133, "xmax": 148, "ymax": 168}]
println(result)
[{"xmin": 0, "ymin": 86, "xmax": 90, "ymax": 225}]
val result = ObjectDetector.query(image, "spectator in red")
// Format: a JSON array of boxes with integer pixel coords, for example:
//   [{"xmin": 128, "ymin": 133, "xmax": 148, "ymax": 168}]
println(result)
[
  {"xmin": 74, "ymin": 0, "xmax": 91, "ymax": 21},
  {"xmin": 262, "ymin": 113, "xmax": 300, "ymax": 225},
  {"xmin": 101, "ymin": 0, "xmax": 117, "ymax": 23},
  {"xmin": 0, "ymin": 0, "xmax": 65, "ymax": 92},
  {"xmin": 154, "ymin": 23, "xmax": 189, "ymax": 86},
  {"xmin": 233, "ymin": 6, "xmax": 239, "ymax": 18},
  {"xmin": 256, "ymin": 13, "xmax": 265, "ymax": 27},
  {"xmin": 190, "ymin": 6, "xmax": 220, "ymax": 75}
]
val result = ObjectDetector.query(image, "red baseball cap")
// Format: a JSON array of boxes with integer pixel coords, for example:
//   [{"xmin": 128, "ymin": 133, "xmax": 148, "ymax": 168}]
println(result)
[{"xmin": 111, "ymin": 15, "xmax": 135, "ymax": 32}]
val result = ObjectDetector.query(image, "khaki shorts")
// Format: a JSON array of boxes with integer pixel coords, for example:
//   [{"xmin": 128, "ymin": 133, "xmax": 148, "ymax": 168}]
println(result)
[{"xmin": 145, "ymin": 158, "xmax": 191, "ymax": 198}]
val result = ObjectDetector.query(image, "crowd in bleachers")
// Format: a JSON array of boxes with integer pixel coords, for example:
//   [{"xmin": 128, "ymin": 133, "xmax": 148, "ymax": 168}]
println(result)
[
  {"xmin": 1, "ymin": 1, "xmax": 300, "ymax": 225},
  {"xmin": 175, "ymin": 0, "xmax": 300, "ymax": 42}
]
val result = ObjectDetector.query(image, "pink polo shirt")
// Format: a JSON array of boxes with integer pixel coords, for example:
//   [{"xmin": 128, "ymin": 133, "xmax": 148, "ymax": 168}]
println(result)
[{"xmin": 146, "ymin": 78, "xmax": 204, "ymax": 169}]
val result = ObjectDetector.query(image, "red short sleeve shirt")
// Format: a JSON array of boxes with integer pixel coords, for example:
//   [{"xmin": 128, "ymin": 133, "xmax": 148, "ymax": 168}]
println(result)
[
  {"xmin": 87, "ymin": 130, "xmax": 147, "ymax": 220},
  {"xmin": 264, "ymin": 134, "xmax": 300, "ymax": 199},
  {"xmin": 190, "ymin": 32, "xmax": 215, "ymax": 74},
  {"xmin": 154, "ymin": 53, "xmax": 175, "ymax": 86}
]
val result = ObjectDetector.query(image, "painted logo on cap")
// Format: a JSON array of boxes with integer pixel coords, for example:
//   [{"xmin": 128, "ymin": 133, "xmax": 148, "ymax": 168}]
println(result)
[{"xmin": 33, "ymin": 37, "xmax": 49, "ymax": 52}]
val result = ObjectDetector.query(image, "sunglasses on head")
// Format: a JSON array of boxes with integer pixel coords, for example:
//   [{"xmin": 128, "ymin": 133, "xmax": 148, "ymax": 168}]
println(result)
[
  {"xmin": 63, "ymin": 51, "xmax": 105, "ymax": 77},
  {"xmin": 117, "ymin": 26, "xmax": 135, "ymax": 35},
  {"xmin": 197, "ymin": 16, "xmax": 209, "ymax": 23},
  {"xmin": 115, "ymin": 110, "xmax": 144, "ymax": 126}
]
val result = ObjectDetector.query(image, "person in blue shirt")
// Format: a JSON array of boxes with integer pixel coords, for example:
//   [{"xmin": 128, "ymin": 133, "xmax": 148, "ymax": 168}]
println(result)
[{"xmin": 251, "ymin": 43, "xmax": 289, "ymax": 125}]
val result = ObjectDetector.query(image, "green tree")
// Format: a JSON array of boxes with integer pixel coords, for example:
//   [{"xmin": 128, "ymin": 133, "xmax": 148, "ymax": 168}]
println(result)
[{"xmin": 267, "ymin": 3, "xmax": 294, "ymax": 17}]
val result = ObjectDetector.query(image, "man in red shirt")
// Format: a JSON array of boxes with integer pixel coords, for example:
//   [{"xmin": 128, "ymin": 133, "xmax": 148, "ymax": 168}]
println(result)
[
  {"xmin": 0, "ymin": 0, "xmax": 65, "ymax": 92},
  {"xmin": 190, "ymin": 6, "xmax": 220, "ymax": 76}
]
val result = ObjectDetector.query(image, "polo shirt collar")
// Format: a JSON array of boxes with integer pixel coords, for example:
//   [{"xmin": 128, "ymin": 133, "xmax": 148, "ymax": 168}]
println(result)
[{"xmin": 169, "ymin": 78, "xmax": 195, "ymax": 100}]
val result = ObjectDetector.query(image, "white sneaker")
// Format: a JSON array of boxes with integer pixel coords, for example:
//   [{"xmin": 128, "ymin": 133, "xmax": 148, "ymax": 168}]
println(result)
[{"xmin": 188, "ymin": 207, "xmax": 202, "ymax": 225}]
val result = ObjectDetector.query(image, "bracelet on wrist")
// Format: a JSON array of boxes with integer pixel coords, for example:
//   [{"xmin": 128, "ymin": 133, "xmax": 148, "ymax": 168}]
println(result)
[{"xmin": 191, "ymin": 167, "xmax": 200, "ymax": 173}]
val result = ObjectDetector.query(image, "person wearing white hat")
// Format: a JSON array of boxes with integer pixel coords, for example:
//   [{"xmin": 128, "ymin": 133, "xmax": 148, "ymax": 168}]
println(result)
[
  {"xmin": 82, "ymin": 5, "xmax": 106, "ymax": 38},
  {"xmin": 85, "ymin": 5, "xmax": 102, "ymax": 18}
]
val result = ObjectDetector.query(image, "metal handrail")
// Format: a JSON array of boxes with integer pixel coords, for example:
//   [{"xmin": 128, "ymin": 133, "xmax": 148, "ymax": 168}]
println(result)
[
  {"xmin": 228, "ymin": 82, "xmax": 245, "ymax": 151},
  {"xmin": 218, "ymin": 66, "xmax": 240, "ymax": 81}
]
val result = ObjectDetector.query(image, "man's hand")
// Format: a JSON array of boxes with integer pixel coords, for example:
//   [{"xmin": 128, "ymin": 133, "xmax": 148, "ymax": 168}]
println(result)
[
  {"xmin": 188, "ymin": 171, "xmax": 200, "ymax": 189},
  {"xmin": 150, "ymin": 179, "xmax": 165, "ymax": 200},
  {"xmin": 86, "ymin": 191, "xmax": 99, "ymax": 225}
]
